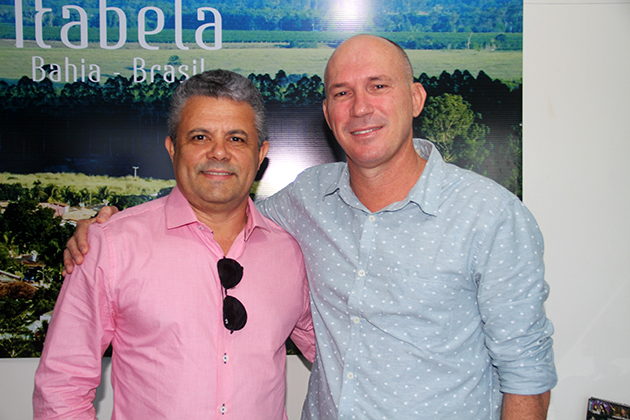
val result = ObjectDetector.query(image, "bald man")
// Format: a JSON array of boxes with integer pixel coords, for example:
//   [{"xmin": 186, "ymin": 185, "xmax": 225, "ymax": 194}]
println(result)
[{"xmin": 259, "ymin": 35, "xmax": 556, "ymax": 420}]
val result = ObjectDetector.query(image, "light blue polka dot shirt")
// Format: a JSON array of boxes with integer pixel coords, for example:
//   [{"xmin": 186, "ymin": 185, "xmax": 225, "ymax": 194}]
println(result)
[{"xmin": 258, "ymin": 139, "xmax": 557, "ymax": 420}]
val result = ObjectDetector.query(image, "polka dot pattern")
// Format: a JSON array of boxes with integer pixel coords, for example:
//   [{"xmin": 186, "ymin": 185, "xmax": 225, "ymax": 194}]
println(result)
[{"xmin": 258, "ymin": 140, "xmax": 557, "ymax": 419}]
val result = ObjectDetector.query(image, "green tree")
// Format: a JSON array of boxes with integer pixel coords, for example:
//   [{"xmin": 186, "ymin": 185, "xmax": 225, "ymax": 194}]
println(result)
[
  {"xmin": 418, "ymin": 93, "xmax": 489, "ymax": 172},
  {"xmin": 0, "ymin": 285, "xmax": 38, "ymax": 357},
  {"xmin": 96, "ymin": 185, "xmax": 113, "ymax": 205},
  {"xmin": 0, "ymin": 242, "xmax": 19, "ymax": 273},
  {"xmin": 29, "ymin": 180, "xmax": 47, "ymax": 202},
  {"xmin": 110, "ymin": 194, "xmax": 152, "ymax": 210},
  {"xmin": 31, "ymin": 269, "xmax": 64, "ymax": 317},
  {"xmin": 60, "ymin": 185, "xmax": 81, "ymax": 206},
  {"xmin": 0, "ymin": 196, "xmax": 73, "ymax": 267},
  {"xmin": 43, "ymin": 183, "xmax": 61, "ymax": 203},
  {"xmin": 0, "ymin": 183, "xmax": 27, "ymax": 201},
  {"xmin": 451, "ymin": 124, "xmax": 490, "ymax": 173},
  {"xmin": 249, "ymin": 73, "xmax": 282, "ymax": 103},
  {"xmin": 504, "ymin": 123, "xmax": 522, "ymax": 199}
]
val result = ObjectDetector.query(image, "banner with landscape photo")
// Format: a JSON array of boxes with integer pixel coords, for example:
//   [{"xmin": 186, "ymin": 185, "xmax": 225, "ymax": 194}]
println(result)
[{"xmin": 0, "ymin": 0, "xmax": 523, "ymax": 357}]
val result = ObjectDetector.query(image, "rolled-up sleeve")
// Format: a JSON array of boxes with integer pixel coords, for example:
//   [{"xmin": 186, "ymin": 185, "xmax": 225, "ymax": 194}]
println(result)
[
  {"xmin": 474, "ymin": 198, "xmax": 557, "ymax": 395},
  {"xmin": 33, "ymin": 226, "xmax": 115, "ymax": 419}
]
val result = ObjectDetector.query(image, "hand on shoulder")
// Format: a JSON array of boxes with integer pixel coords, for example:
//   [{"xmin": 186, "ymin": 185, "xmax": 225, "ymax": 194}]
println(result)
[{"xmin": 62, "ymin": 206, "xmax": 119, "ymax": 275}]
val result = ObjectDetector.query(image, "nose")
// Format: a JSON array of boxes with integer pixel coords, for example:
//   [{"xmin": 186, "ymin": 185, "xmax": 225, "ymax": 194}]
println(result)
[
  {"xmin": 207, "ymin": 139, "xmax": 229, "ymax": 160},
  {"xmin": 350, "ymin": 90, "xmax": 373, "ymax": 118}
]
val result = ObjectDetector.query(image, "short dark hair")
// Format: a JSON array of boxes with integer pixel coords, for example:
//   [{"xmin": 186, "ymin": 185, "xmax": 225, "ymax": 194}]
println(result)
[{"xmin": 167, "ymin": 69, "xmax": 267, "ymax": 147}]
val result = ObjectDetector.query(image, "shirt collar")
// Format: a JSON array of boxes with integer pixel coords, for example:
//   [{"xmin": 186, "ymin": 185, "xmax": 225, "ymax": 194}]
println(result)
[
  {"xmin": 166, "ymin": 186, "xmax": 273, "ymax": 240},
  {"xmin": 165, "ymin": 186, "xmax": 198, "ymax": 229},
  {"xmin": 243, "ymin": 196, "xmax": 274, "ymax": 240},
  {"xmin": 323, "ymin": 166, "xmax": 346, "ymax": 198},
  {"xmin": 406, "ymin": 138, "xmax": 445, "ymax": 216},
  {"xmin": 323, "ymin": 165, "xmax": 366, "ymax": 211},
  {"xmin": 322, "ymin": 139, "xmax": 445, "ymax": 216}
]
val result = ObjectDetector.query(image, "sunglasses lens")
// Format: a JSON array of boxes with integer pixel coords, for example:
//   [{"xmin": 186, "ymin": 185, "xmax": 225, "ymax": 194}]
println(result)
[
  {"xmin": 223, "ymin": 295, "xmax": 247, "ymax": 331},
  {"xmin": 218, "ymin": 258, "xmax": 243, "ymax": 289},
  {"xmin": 218, "ymin": 258, "xmax": 246, "ymax": 332}
]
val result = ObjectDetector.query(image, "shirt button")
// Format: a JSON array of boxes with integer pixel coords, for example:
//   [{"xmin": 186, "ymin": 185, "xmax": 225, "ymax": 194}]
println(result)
[
  {"xmin": 369, "ymin": 215, "xmax": 376, "ymax": 222},
  {"xmin": 222, "ymin": 353, "xmax": 228, "ymax": 363},
  {"xmin": 353, "ymin": 317, "xmax": 360, "ymax": 324},
  {"xmin": 358, "ymin": 270, "xmax": 366, "ymax": 277},
  {"xmin": 347, "ymin": 372, "xmax": 354, "ymax": 380},
  {"xmin": 220, "ymin": 404, "xmax": 226, "ymax": 414}
]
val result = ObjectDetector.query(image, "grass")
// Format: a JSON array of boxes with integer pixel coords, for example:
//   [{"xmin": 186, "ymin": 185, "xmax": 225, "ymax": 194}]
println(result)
[
  {"xmin": 0, "ymin": 172, "xmax": 176, "ymax": 196},
  {"xmin": 0, "ymin": 40, "xmax": 522, "ymax": 84}
]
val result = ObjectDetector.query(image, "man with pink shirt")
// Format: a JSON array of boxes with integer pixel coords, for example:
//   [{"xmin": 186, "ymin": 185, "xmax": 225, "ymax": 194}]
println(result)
[{"xmin": 33, "ymin": 69, "xmax": 315, "ymax": 420}]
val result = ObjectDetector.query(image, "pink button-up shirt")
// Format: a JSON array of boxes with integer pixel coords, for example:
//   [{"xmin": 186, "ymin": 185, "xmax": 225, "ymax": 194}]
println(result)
[{"xmin": 33, "ymin": 187, "xmax": 315, "ymax": 420}]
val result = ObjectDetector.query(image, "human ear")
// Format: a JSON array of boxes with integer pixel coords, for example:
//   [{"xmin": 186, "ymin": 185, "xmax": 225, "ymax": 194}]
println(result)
[
  {"xmin": 165, "ymin": 137, "xmax": 176, "ymax": 162},
  {"xmin": 411, "ymin": 83, "xmax": 427, "ymax": 117},
  {"xmin": 258, "ymin": 141, "xmax": 270, "ymax": 168}
]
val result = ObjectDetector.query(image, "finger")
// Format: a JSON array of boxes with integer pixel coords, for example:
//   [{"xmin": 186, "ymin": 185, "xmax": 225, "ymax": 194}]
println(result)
[
  {"xmin": 62, "ymin": 248, "xmax": 76, "ymax": 275},
  {"xmin": 75, "ymin": 218, "xmax": 96, "ymax": 254},
  {"xmin": 95, "ymin": 206, "xmax": 119, "ymax": 223}
]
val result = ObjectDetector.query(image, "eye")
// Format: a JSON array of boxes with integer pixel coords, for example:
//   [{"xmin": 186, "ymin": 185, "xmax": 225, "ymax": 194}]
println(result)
[
  {"xmin": 192, "ymin": 134, "xmax": 206, "ymax": 141},
  {"xmin": 333, "ymin": 90, "xmax": 347, "ymax": 98},
  {"xmin": 229, "ymin": 136, "xmax": 245, "ymax": 143}
]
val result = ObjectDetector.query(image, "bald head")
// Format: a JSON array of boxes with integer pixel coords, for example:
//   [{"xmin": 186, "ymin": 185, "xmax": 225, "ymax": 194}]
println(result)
[
  {"xmin": 320, "ymin": 33, "xmax": 427, "ymax": 178},
  {"xmin": 324, "ymin": 35, "xmax": 414, "ymax": 91}
]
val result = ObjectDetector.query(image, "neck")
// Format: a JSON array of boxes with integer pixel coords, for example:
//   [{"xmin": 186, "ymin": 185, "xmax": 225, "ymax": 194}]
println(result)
[
  {"xmin": 348, "ymin": 144, "xmax": 426, "ymax": 213},
  {"xmin": 193, "ymin": 200, "xmax": 249, "ymax": 256}
]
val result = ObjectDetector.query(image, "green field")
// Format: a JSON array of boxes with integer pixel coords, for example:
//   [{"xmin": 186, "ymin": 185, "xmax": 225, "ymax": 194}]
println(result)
[
  {"xmin": 0, "ymin": 40, "xmax": 522, "ymax": 84},
  {"xmin": 0, "ymin": 172, "xmax": 176, "ymax": 196}
]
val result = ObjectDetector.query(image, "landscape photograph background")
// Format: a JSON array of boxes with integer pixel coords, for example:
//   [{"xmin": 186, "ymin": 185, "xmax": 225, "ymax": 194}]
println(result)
[{"xmin": 0, "ymin": 0, "xmax": 523, "ymax": 358}]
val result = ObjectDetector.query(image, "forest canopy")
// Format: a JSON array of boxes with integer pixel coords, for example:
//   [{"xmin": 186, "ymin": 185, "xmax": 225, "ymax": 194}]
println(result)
[{"xmin": 0, "ymin": 0, "xmax": 522, "ymax": 34}]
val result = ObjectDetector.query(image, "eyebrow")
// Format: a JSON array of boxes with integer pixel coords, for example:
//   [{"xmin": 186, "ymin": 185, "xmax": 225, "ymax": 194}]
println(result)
[
  {"xmin": 328, "ymin": 74, "xmax": 394, "ymax": 91},
  {"xmin": 185, "ymin": 128, "xmax": 209, "ymax": 138},
  {"xmin": 226, "ymin": 129, "xmax": 251, "ymax": 139},
  {"xmin": 185, "ymin": 128, "xmax": 251, "ymax": 139}
]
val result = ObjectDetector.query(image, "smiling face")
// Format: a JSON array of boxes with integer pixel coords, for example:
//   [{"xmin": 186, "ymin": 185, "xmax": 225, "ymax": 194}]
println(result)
[
  {"xmin": 166, "ymin": 95, "xmax": 269, "ymax": 217},
  {"xmin": 323, "ymin": 35, "xmax": 426, "ymax": 172}
]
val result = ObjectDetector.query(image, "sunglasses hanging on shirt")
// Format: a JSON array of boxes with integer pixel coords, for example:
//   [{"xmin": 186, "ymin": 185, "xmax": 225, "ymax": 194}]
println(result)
[{"xmin": 218, "ymin": 257, "xmax": 247, "ymax": 333}]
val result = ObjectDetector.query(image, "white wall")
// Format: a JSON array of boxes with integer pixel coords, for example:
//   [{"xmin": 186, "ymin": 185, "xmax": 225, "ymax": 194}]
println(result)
[
  {"xmin": 524, "ymin": 0, "xmax": 630, "ymax": 418},
  {"xmin": 2, "ymin": 1, "xmax": 630, "ymax": 419}
]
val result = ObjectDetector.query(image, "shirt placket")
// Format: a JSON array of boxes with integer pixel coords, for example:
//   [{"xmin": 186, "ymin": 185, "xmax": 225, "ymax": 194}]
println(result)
[
  {"xmin": 195, "ymin": 222, "xmax": 234, "ymax": 419},
  {"xmin": 217, "ymin": 335, "xmax": 234, "ymax": 418},
  {"xmin": 338, "ymin": 212, "xmax": 377, "ymax": 418}
]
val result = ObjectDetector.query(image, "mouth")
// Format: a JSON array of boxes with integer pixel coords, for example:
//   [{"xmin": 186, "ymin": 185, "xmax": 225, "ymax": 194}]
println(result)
[
  {"xmin": 203, "ymin": 170, "xmax": 231, "ymax": 176},
  {"xmin": 350, "ymin": 126, "xmax": 382, "ymax": 136},
  {"xmin": 200, "ymin": 168, "xmax": 235, "ymax": 179}
]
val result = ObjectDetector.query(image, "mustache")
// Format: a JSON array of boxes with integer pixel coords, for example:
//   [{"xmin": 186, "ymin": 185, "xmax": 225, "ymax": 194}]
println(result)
[{"xmin": 198, "ymin": 164, "xmax": 237, "ymax": 174}]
